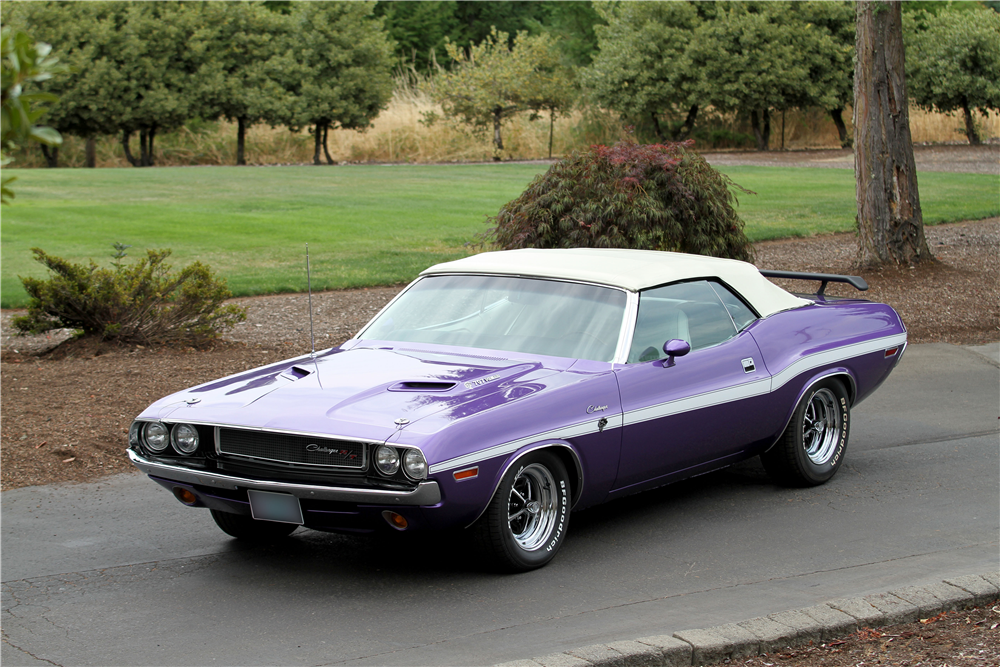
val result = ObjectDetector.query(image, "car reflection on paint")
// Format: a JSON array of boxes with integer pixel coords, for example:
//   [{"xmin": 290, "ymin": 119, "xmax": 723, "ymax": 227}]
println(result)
[{"xmin": 128, "ymin": 248, "xmax": 906, "ymax": 571}]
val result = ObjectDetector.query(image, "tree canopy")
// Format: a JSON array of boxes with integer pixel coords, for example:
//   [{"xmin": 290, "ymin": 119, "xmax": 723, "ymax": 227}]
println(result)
[
  {"xmin": 196, "ymin": 2, "xmax": 287, "ymax": 165},
  {"xmin": 905, "ymin": 6, "xmax": 1000, "ymax": 145},
  {"xmin": 277, "ymin": 1, "xmax": 395, "ymax": 165},
  {"xmin": 430, "ymin": 29, "xmax": 574, "ymax": 161}
]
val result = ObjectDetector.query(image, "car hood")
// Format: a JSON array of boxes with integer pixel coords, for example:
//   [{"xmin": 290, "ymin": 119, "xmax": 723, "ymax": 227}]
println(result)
[{"xmin": 140, "ymin": 345, "xmax": 572, "ymax": 444}]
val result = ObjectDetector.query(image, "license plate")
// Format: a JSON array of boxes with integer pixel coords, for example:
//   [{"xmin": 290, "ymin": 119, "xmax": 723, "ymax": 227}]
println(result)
[{"xmin": 248, "ymin": 490, "xmax": 304, "ymax": 524}]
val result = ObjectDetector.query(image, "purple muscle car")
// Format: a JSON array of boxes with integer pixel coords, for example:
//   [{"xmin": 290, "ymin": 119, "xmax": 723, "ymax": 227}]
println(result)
[{"xmin": 128, "ymin": 249, "xmax": 906, "ymax": 571}]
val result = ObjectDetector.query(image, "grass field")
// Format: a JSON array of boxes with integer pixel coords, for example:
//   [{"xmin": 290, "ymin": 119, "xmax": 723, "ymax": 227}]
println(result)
[{"xmin": 2, "ymin": 163, "xmax": 996, "ymax": 308}]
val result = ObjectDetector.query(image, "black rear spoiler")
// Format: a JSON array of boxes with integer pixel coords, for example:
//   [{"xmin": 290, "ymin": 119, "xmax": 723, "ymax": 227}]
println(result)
[{"xmin": 759, "ymin": 270, "xmax": 868, "ymax": 295}]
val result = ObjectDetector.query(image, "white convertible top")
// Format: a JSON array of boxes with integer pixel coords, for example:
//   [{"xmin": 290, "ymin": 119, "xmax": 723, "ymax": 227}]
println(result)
[{"xmin": 421, "ymin": 248, "xmax": 810, "ymax": 318}]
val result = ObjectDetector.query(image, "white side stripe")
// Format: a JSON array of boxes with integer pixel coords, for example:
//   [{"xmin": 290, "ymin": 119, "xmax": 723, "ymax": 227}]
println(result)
[
  {"xmin": 623, "ymin": 378, "xmax": 771, "ymax": 426},
  {"xmin": 769, "ymin": 333, "xmax": 907, "ymax": 392},
  {"xmin": 429, "ymin": 415, "xmax": 623, "ymax": 474},
  {"xmin": 429, "ymin": 333, "xmax": 907, "ymax": 474}
]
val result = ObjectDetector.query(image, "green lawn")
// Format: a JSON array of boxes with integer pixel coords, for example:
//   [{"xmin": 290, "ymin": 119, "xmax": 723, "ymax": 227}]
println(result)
[{"xmin": 2, "ymin": 163, "xmax": 996, "ymax": 308}]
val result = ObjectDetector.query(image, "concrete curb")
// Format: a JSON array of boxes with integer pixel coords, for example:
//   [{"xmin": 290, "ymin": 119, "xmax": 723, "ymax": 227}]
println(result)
[{"xmin": 493, "ymin": 571, "xmax": 999, "ymax": 667}]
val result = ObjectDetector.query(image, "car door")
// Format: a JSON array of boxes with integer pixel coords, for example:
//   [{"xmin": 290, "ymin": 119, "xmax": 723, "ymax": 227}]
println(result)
[{"xmin": 611, "ymin": 280, "xmax": 775, "ymax": 495}]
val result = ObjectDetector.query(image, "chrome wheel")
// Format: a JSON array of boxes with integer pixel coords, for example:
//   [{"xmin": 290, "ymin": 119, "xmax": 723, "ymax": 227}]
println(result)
[
  {"xmin": 761, "ymin": 378, "xmax": 850, "ymax": 488},
  {"xmin": 802, "ymin": 388, "xmax": 841, "ymax": 465},
  {"xmin": 507, "ymin": 463, "xmax": 558, "ymax": 551}
]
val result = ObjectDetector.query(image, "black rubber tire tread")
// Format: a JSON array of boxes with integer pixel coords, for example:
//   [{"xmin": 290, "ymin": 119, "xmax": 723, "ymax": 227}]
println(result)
[
  {"xmin": 472, "ymin": 451, "xmax": 571, "ymax": 573},
  {"xmin": 210, "ymin": 509, "xmax": 298, "ymax": 542},
  {"xmin": 762, "ymin": 378, "xmax": 851, "ymax": 487}
]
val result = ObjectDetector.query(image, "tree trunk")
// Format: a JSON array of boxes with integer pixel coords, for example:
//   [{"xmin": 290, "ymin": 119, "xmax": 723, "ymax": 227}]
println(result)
[
  {"xmin": 548, "ymin": 109, "xmax": 554, "ymax": 160},
  {"xmin": 854, "ymin": 0, "xmax": 932, "ymax": 267},
  {"xmin": 762, "ymin": 109, "xmax": 771, "ymax": 150},
  {"xmin": 322, "ymin": 123, "xmax": 335, "ymax": 165},
  {"xmin": 122, "ymin": 131, "xmax": 139, "ymax": 167},
  {"xmin": 492, "ymin": 107, "xmax": 504, "ymax": 161},
  {"xmin": 962, "ymin": 103, "xmax": 981, "ymax": 145},
  {"xmin": 650, "ymin": 112, "xmax": 666, "ymax": 143},
  {"xmin": 139, "ymin": 130, "xmax": 149, "ymax": 167},
  {"xmin": 147, "ymin": 126, "xmax": 156, "ymax": 166},
  {"xmin": 830, "ymin": 108, "xmax": 851, "ymax": 148},
  {"xmin": 750, "ymin": 110, "xmax": 770, "ymax": 151},
  {"xmin": 677, "ymin": 104, "xmax": 698, "ymax": 140},
  {"xmin": 237, "ymin": 117, "xmax": 247, "ymax": 165},
  {"xmin": 312, "ymin": 124, "xmax": 323, "ymax": 165},
  {"xmin": 40, "ymin": 145, "xmax": 59, "ymax": 168},
  {"xmin": 85, "ymin": 137, "xmax": 96, "ymax": 168}
]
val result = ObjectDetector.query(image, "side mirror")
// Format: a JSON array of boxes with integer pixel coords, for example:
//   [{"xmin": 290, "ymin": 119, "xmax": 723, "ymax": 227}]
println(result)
[{"xmin": 663, "ymin": 339, "xmax": 691, "ymax": 361}]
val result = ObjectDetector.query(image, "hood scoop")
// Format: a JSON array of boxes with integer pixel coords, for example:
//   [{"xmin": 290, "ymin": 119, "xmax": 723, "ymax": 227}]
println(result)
[
  {"xmin": 389, "ymin": 381, "xmax": 457, "ymax": 392},
  {"xmin": 280, "ymin": 365, "xmax": 314, "ymax": 381}
]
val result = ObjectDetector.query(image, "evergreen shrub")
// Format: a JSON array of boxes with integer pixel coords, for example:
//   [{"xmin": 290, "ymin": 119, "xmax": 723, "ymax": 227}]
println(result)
[
  {"xmin": 484, "ymin": 139, "xmax": 755, "ymax": 261},
  {"xmin": 13, "ymin": 247, "xmax": 246, "ymax": 344}
]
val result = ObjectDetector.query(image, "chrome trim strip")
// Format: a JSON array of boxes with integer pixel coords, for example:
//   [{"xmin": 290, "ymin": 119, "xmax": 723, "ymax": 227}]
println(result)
[
  {"xmin": 769, "ymin": 333, "xmax": 908, "ymax": 392},
  {"xmin": 127, "ymin": 450, "xmax": 441, "ymax": 505},
  {"xmin": 429, "ymin": 414, "xmax": 623, "ymax": 474}
]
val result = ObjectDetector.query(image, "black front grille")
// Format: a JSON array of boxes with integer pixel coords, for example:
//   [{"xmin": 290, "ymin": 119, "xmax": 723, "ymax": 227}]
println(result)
[{"xmin": 217, "ymin": 428, "xmax": 367, "ymax": 469}]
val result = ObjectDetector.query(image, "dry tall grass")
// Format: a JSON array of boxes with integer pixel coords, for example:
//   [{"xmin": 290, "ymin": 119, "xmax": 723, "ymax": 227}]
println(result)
[{"xmin": 10, "ymin": 96, "xmax": 997, "ymax": 169}]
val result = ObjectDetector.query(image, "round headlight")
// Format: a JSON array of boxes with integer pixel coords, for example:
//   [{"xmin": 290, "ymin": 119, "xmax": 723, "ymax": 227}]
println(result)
[
  {"xmin": 143, "ymin": 422, "xmax": 170, "ymax": 453},
  {"xmin": 172, "ymin": 423, "xmax": 200, "ymax": 455},
  {"xmin": 375, "ymin": 445, "xmax": 399, "ymax": 475},
  {"xmin": 402, "ymin": 449, "xmax": 427, "ymax": 480}
]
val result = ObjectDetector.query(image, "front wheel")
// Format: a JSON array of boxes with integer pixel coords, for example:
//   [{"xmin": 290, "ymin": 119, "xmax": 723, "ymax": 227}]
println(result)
[
  {"xmin": 210, "ymin": 509, "xmax": 298, "ymax": 542},
  {"xmin": 762, "ymin": 379, "xmax": 850, "ymax": 487},
  {"xmin": 473, "ymin": 451, "xmax": 571, "ymax": 572}
]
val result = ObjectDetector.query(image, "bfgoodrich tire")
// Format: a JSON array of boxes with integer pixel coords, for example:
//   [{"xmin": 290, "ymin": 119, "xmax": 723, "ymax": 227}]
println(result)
[
  {"xmin": 762, "ymin": 378, "xmax": 851, "ymax": 487},
  {"xmin": 474, "ymin": 451, "xmax": 571, "ymax": 572},
  {"xmin": 210, "ymin": 509, "xmax": 298, "ymax": 542}
]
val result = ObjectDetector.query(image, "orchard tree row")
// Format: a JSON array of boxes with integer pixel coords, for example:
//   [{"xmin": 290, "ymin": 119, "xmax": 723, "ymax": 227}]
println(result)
[
  {"xmin": 2, "ymin": 1, "xmax": 395, "ymax": 167},
  {"xmin": 3, "ymin": 0, "xmax": 997, "ymax": 169}
]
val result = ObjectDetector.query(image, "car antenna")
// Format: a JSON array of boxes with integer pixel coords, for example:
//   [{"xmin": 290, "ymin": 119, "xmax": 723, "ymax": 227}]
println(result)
[{"xmin": 306, "ymin": 243, "xmax": 316, "ymax": 360}]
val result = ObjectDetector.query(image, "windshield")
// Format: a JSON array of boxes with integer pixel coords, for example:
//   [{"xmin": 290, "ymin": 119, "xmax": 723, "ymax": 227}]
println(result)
[{"xmin": 360, "ymin": 275, "xmax": 627, "ymax": 362}]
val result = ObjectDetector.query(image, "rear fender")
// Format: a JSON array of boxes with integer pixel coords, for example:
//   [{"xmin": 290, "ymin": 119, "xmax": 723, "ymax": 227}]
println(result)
[{"xmin": 763, "ymin": 369, "xmax": 856, "ymax": 455}]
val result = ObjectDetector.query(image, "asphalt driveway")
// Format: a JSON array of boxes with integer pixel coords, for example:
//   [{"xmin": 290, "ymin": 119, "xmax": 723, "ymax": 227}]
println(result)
[{"xmin": 2, "ymin": 342, "xmax": 997, "ymax": 666}]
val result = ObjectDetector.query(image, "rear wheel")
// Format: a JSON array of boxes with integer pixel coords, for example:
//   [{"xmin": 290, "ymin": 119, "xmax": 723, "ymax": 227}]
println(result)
[
  {"xmin": 762, "ymin": 379, "xmax": 850, "ymax": 487},
  {"xmin": 473, "ymin": 451, "xmax": 571, "ymax": 572},
  {"xmin": 210, "ymin": 509, "xmax": 298, "ymax": 542}
]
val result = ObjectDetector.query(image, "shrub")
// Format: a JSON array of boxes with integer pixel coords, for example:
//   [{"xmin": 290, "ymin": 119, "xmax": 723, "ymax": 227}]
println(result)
[
  {"xmin": 13, "ymin": 247, "xmax": 247, "ymax": 345},
  {"xmin": 484, "ymin": 139, "xmax": 755, "ymax": 261}
]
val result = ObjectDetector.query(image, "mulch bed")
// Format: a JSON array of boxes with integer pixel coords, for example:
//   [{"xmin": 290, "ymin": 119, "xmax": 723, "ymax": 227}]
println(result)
[{"xmin": 706, "ymin": 602, "xmax": 1000, "ymax": 667}]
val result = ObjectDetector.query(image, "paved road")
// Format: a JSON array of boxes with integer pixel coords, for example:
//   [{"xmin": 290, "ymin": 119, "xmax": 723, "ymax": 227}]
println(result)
[{"xmin": 3, "ymin": 343, "xmax": 997, "ymax": 667}]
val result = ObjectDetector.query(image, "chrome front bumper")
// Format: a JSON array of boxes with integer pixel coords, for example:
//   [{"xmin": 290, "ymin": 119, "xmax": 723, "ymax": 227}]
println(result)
[{"xmin": 127, "ymin": 449, "xmax": 442, "ymax": 505}]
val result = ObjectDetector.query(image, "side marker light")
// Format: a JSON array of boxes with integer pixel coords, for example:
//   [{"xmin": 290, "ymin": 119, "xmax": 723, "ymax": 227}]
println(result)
[
  {"xmin": 453, "ymin": 467, "xmax": 479, "ymax": 481},
  {"xmin": 884, "ymin": 347, "xmax": 899, "ymax": 358}
]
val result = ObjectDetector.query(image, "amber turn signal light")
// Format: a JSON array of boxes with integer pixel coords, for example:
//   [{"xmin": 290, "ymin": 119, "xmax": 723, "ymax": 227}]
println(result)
[
  {"xmin": 172, "ymin": 487, "xmax": 198, "ymax": 505},
  {"xmin": 382, "ymin": 511, "xmax": 409, "ymax": 530},
  {"xmin": 453, "ymin": 467, "xmax": 479, "ymax": 481}
]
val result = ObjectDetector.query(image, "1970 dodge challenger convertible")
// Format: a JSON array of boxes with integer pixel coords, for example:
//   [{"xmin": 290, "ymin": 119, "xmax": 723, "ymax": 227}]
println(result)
[{"xmin": 129, "ymin": 248, "xmax": 907, "ymax": 571}]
